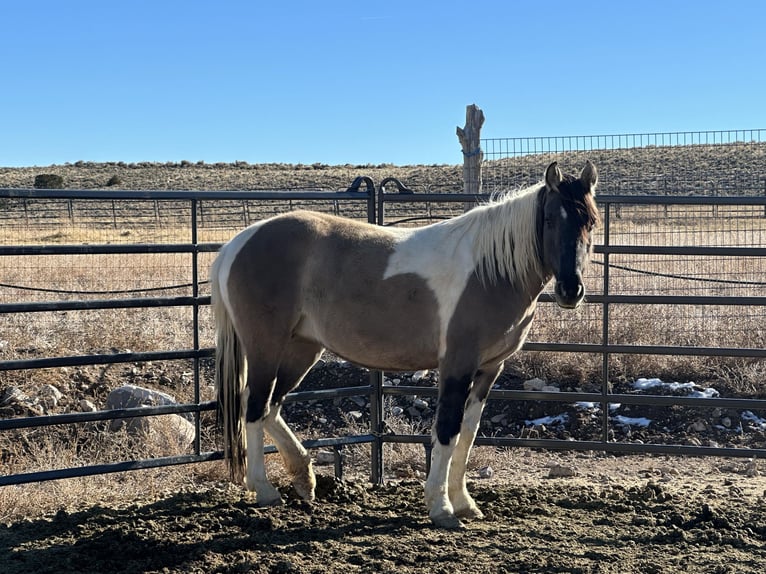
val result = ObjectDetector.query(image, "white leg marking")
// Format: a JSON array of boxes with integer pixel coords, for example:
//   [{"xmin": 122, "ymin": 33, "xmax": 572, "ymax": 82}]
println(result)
[
  {"xmin": 425, "ymin": 434, "xmax": 462, "ymax": 528},
  {"xmin": 245, "ymin": 421, "xmax": 282, "ymax": 506},
  {"xmin": 265, "ymin": 411, "xmax": 316, "ymax": 501},
  {"xmin": 449, "ymin": 398, "xmax": 485, "ymax": 520}
]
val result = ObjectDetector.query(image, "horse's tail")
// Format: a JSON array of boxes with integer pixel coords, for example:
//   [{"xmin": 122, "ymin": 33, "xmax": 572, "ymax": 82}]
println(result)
[{"xmin": 211, "ymin": 253, "xmax": 247, "ymax": 485}]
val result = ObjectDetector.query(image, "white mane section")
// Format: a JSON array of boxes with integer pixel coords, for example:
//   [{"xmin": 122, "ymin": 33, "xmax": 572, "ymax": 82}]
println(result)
[{"xmin": 456, "ymin": 183, "xmax": 543, "ymax": 287}]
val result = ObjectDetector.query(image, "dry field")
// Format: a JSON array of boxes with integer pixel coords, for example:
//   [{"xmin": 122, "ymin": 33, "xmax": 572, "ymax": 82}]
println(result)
[{"xmin": 1, "ymin": 146, "xmax": 766, "ymax": 572}]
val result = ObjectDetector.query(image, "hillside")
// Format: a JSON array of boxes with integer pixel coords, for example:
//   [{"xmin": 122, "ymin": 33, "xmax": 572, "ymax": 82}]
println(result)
[{"xmin": 1, "ymin": 141, "xmax": 765, "ymax": 195}]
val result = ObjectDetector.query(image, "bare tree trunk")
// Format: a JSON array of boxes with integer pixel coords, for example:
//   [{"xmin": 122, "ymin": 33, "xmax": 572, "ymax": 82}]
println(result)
[{"xmin": 456, "ymin": 104, "xmax": 484, "ymax": 212}]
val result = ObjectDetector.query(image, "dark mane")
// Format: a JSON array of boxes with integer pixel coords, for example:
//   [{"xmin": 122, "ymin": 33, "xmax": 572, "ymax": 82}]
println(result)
[{"xmin": 559, "ymin": 174, "xmax": 601, "ymax": 235}]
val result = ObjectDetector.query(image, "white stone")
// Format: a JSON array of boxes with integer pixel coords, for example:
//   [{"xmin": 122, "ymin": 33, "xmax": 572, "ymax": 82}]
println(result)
[
  {"xmin": 39, "ymin": 384, "xmax": 63, "ymax": 406},
  {"xmin": 107, "ymin": 384, "xmax": 178, "ymax": 411},
  {"xmin": 143, "ymin": 414, "xmax": 195, "ymax": 451},
  {"xmin": 479, "ymin": 466, "xmax": 495, "ymax": 478},
  {"xmin": 479, "ymin": 466, "xmax": 494, "ymax": 479},
  {"xmin": 691, "ymin": 420, "xmax": 707, "ymax": 432},
  {"xmin": 79, "ymin": 399, "xmax": 97, "ymax": 412},
  {"xmin": 412, "ymin": 398, "xmax": 429, "ymax": 410}
]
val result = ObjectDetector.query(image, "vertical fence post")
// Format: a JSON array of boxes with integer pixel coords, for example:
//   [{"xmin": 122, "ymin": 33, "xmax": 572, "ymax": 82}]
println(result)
[
  {"xmin": 369, "ymin": 369, "xmax": 384, "ymax": 484},
  {"xmin": 457, "ymin": 104, "xmax": 484, "ymax": 212},
  {"xmin": 191, "ymin": 198, "xmax": 202, "ymax": 456},
  {"xmin": 601, "ymin": 201, "xmax": 611, "ymax": 445}
]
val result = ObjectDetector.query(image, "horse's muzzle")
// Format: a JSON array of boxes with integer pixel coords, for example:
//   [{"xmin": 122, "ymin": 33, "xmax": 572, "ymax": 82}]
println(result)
[{"xmin": 554, "ymin": 280, "xmax": 585, "ymax": 309}]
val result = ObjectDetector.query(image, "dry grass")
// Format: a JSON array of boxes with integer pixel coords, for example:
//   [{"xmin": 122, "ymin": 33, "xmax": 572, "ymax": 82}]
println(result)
[{"xmin": 0, "ymin": 415, "xmax": 225, "ymax": 523}]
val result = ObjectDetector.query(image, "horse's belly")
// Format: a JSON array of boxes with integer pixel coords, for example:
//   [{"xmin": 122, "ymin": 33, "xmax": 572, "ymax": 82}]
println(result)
[{"xmin": 295, "ymin": 312, "xmax": 440, "ymax": 372}]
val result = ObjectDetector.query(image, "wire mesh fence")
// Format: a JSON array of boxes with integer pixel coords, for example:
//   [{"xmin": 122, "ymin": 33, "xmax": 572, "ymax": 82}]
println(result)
[{"xmin": 481, "ymin": 129, "xmax": 766, "ymax": 196}]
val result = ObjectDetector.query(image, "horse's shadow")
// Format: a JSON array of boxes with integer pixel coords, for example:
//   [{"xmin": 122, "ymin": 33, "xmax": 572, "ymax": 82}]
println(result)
[{"xmin": 2, "ymin": 486, "xmax": 429, "ymax": 573}]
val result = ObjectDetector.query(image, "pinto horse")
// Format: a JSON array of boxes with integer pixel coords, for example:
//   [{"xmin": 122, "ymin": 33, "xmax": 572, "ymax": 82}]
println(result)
[{"xmin": 211, "ymin": 161, "xmax": 599, "ymax": 528}]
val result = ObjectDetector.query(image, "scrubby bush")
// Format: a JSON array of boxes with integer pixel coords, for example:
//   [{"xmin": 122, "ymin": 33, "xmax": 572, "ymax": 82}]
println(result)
[
  {"xmin": 33, "ymin": 174, "xmax": 64, "ymax": 189},
  {"xmin": 106, "ymin": 175, "xmax": 123, "ymax": 187}
]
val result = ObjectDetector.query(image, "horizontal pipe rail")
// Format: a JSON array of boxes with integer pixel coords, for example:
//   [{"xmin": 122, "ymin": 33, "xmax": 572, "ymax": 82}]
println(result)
[
  {"xmin": 521, "ymin": 342, "xmax": 766, "ymax": 358},
  {"xmin": 0, "ymin": 296, "xmax": 207, "ymax": 314},
  {"xmin": 0, "ymin": 349, "xmax": 213, "ymax": 371},
  {"xmin": 385, "ymin": 385, "xmax": 766, "ymax": 410},
  {"xmin": 0, "ymin": 386, "xmax": 372, "ymax": 432},
  {"xmin": 0, "ymin": 452, "xmax": 225, "ymax": 486},
  {"xmin": 0, "ymin": 188, "xmax": 375, "ymax": 201},
  {"xmin": 384, "ymin": 434, "xmax": 766, "ymax": 459},
  {"xmin": 0, "ymin": 434, "xmax": 380, "ymax": 487},
  {"xmin": 0, "ymin": 401, "xmax": 218, "ymax": 430}
]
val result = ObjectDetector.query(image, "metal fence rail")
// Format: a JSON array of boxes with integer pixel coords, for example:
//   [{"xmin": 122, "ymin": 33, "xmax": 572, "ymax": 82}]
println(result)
[{"xmin": 1, "ymin": 178, "xmax": 765, "ymax": 488}]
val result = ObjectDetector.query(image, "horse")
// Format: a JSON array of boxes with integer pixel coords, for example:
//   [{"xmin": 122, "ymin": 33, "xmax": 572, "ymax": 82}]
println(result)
[{"xmin": 211, "ymin": 161, "xmax": 600, "ymax": 528}]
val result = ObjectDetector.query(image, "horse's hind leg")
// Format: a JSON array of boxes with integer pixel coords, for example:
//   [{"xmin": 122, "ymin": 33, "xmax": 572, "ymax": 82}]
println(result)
[
  {"xmin": 449, "ymin": 363, "xmax": 503, "ymax": 521},
  {"xmin": 266, "ymin": 409, "xmax": 315, "ymax": 500},
  {"xmin": 243, "ymin": 358, "xmax": 283, "ymax": 506},
  {"xmin": 265, "ymin": 338, "xmax": 323, "ymax": 501}
]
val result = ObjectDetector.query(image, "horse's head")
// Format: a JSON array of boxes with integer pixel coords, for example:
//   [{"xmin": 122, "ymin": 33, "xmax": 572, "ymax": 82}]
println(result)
[{"xmin": 539, "ymin": 161, "xmax": 600, "ymax": 309}]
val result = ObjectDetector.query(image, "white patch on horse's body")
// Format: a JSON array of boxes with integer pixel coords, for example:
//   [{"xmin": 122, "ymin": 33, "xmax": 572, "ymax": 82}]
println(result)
[
  {"xmin": 383, "ymin": 225, "xmax": 476, "ymax": 358},
  {"xmin": 214, "ymin": 221, "xmax": 266, "ymax": 328},
  {"xmin": 560, "ymin": 206, "xmax": 568, "ymax": 220}
]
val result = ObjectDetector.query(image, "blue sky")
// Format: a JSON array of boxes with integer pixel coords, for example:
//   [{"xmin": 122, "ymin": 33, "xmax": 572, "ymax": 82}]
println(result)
[{"xmin": 2, "ymin": 0, "xmax": 764, "ymax": 167}]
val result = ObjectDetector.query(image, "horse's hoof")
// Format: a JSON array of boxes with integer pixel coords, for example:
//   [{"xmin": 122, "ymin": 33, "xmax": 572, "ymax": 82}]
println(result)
[
  {"xmin": 454, "ymin": 505, "xmax": 485, "ymax": 521},
  {"xmin": 293, "ymin": 482, "xmax": 316, "ymax": 502},
  {"xmin": 255, "ymin": 487, "xmax": 284, "ymax": 507},
  {"xmin": 430, "ymin": 511, "xmax": 464, "ymax": 530},
  {"xmin": 256, "ymin": 495, "xmax": 283, "ymax": 507}
]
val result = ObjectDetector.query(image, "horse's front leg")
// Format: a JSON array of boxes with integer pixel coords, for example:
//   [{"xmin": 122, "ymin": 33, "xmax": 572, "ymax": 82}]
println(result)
[
  {"xmin": 425, "ymin": 370, "xmax": 473, "ymax": 529},
  {"xmin": 448, "ymin": 364, "xmax": 503, "ymax": 520}
]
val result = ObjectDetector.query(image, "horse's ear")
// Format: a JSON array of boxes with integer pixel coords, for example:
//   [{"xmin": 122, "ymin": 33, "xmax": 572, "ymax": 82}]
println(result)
[
  {"xmin": 545, "ymin": 162, "xmax": 563, "ymax": 192},
  {"xmin": 580, "ymin": 160, "xmax": 598, "ymax": 193}
]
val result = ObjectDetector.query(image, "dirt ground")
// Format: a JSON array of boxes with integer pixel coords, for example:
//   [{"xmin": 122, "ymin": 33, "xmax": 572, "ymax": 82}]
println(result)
[{"xmin": 2, "ymin": 452, "xmax": 765, "ymax": 574}]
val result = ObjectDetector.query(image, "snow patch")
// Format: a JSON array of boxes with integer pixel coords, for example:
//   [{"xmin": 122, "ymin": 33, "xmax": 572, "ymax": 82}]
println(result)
[
  {"xmin": 632, "ymin": 378, "xmax": 719, "ymax": 398},
  {"xmin": 741, "ymin": 411, "xmax": 766, "ymax": 430},
  {"xmin": 613, "ymin": 415, "xmax": 651, "ymax": 427},
  {"xmin": 525, "ymin": 413, "xmax": 569, "ymax": 427},
  {"xmin": 574, "ymin": 402, "xmax": 621, "ymax": 411}
]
